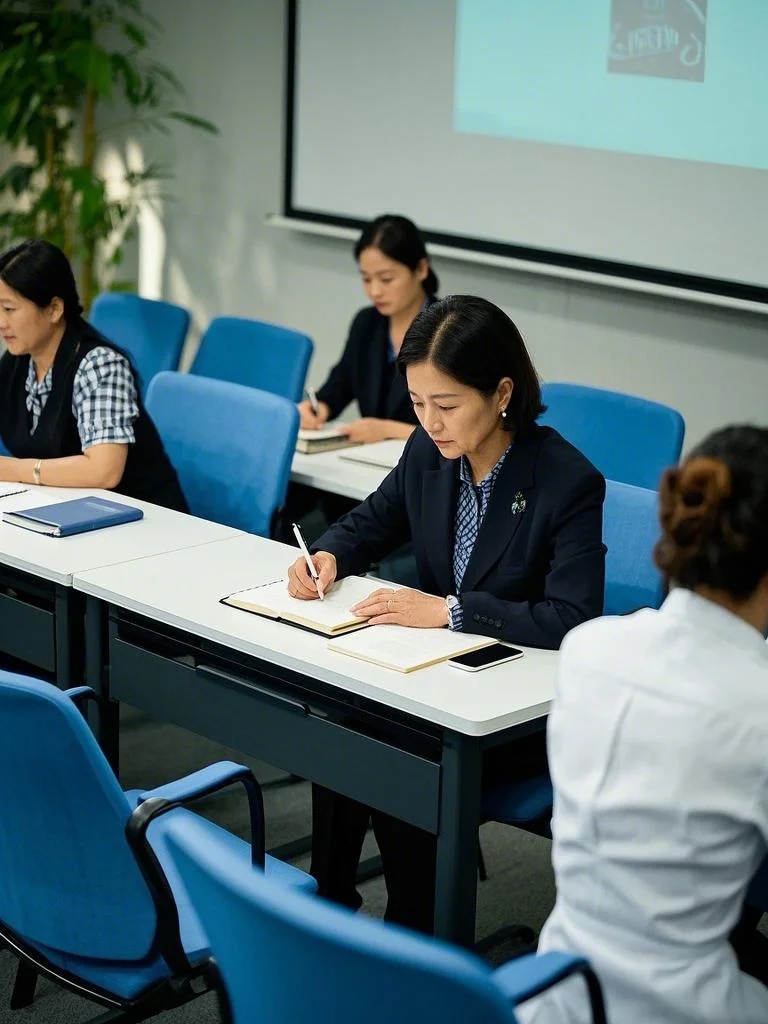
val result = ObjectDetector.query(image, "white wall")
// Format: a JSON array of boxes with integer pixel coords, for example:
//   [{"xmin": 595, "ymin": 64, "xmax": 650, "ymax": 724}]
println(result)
[{"xmin": 145, "ymin": 0, "xmax": 767, "ymax": 450}]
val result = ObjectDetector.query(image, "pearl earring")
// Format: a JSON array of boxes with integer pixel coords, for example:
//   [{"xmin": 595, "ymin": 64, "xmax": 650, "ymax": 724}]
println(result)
[{"xmin": 501, "ymin": 408, "xmax": 507, "ymax": 419}]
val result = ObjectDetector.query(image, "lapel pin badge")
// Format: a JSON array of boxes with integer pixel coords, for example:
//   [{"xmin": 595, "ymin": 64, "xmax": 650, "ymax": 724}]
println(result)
[{"xmin": 510, "ymin": 491, "xmax": 526, "ymax": 516}]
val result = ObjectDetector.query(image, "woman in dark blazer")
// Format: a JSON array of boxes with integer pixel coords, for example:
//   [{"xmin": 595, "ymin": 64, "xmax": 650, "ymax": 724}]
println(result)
[
  {"xmin": 288, "ymin": 296, "xmax": 606, "ymax": 933},
  {"xmin": 298, "ymin": 214, "xmax": 438, "ymax": 445}
]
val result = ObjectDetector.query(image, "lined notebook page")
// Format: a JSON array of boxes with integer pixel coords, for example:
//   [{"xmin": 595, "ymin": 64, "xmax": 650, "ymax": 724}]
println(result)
[
  {"xmin": 224, "ymin": 576, "xmax": 395, "ymax": 635},
  {"xmin": 327, "ymin": 624, "xmax": 494, "ymax": 673}
]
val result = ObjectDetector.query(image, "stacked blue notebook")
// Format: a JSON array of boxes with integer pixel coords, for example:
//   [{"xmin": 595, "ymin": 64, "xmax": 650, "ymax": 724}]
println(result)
[{"xmin": 2, "ymin": 496, "xmax": 143, "ymax": 537}]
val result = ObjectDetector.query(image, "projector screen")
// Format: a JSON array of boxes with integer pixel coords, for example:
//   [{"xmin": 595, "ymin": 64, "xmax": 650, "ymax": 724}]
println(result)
[{"xmin": 285, "ymin": 0, "xmax": 768, "ymax": 304}]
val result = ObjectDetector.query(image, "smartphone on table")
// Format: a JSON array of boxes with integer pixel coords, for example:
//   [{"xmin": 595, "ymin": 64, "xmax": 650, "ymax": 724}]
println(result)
[{"xmin": 448, "ymin": 643, "xmax": 524, "ymax": 672}]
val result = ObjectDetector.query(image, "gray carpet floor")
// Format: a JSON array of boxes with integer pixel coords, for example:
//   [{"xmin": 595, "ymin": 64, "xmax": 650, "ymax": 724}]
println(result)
[{"xmin": 0, "ymin": 706, "xmax": 556, "ymax": 1023}]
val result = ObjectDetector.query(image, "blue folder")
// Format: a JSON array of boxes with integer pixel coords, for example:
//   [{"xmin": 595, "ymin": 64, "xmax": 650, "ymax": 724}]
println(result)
[{"xmin": 2, "ymin": 496, "xmax": 144, "ymax": 537}]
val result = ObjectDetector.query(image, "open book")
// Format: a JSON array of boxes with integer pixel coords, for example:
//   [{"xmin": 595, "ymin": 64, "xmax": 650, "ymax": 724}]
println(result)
[
  {"xmin": 327, "ymin": 624, "xmax": 495, "ymax": 673},
  {"xmin": 339, "ymin": 439, "xmax": 406, "ymax": 470},
  {"xmin": 221, "ymin": 575, "xmax": 390, "ymax": 637},
  {"xmin": 296, "ymin": 425, "xmax": 358, "ymax": 454}
]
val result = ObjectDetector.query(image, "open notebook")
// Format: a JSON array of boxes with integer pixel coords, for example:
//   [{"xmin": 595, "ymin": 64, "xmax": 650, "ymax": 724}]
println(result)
[
  {"xmin": 295, "ymin": 425, "xmax": 358, "ymax": 454},
  {"xmin": 221, "ymin": 575, "xmax": 389, "ymax": 637},
  {"xmin": 327, "ymin": 624, "xmax": 495, "ymax": 673},
  {"xmin": 339, "ymin": 439, "xmax": 406, "ymax": 470}
]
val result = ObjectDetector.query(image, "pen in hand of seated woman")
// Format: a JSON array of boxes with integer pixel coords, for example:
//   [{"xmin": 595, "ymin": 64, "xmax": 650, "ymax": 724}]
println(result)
[
  {"xmin": 287, "ymin": 548, "xmax": 337, "ymax": 601},
  {"xmin": 287, "ymin": 549, "xmax": 449, "ymax": 627},
  {"xmin": 297, "ymin": 388, "xmax": 330, "ymax": 430},
  {"xmin": 291, "ymin": 522, "xmax": 326, "ymax": 600}
]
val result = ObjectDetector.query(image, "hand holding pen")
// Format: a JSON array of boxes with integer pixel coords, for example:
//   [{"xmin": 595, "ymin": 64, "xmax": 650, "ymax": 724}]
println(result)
[
  {"xmin": 298, "ymin": 387, "xmax": 329, "ymax": 429},
  {"xmin": 291, "ymin": 522, "xmax": 327, "ymax": 600}
]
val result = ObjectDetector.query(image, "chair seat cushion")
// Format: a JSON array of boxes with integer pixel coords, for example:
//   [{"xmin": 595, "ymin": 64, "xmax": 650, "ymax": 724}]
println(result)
[{"xmin": 481, "ymin": 773, "xmax": 553, "ymax": 825}]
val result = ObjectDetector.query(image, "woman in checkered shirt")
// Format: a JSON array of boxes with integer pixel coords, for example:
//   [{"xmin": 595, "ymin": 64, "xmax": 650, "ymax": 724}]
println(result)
[{"xmin": 0, "ymin": 240, "xmax": 187, "ymax": 511}]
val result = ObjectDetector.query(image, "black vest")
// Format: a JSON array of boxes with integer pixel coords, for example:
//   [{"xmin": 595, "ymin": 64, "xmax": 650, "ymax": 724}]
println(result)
[{"xmin": 0, "ymin": 320, "xmax": 188, "ymax": 511}]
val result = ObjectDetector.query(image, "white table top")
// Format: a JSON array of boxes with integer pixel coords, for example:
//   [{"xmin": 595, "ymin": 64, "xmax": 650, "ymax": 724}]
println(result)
[
  {"xmin": 291, "ymin": 449, "xmax": 391, "ymax": 502},
  {"xmin": 73, "ymin": 534, "xmax": 557, "ymax": 737},
  {"xmin": 0, "ymin": 485, "xmax": 241, "ymax": 586}
]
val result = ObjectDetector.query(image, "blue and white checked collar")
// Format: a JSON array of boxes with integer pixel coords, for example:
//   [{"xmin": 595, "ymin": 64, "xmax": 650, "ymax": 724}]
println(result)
[
  {"xmin": 458, "ymin": 444, "xmax": 511, "ymax": 491},
  {"xmin": 25, "ymin": 360, "xmax": 54, "ymax": 433}
]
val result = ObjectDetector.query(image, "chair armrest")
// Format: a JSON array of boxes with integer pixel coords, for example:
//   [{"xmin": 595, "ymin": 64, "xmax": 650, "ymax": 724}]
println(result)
[
  {"xmin": 138, "ymin": 761, "xmax": 251, "ymax": 809},
  {"xmin": 494, "ymin": 952, "xmax": 607, "ymax": 1024},
  {"xmin": 125, "ymin": 761, "xmax": 265, "ymax": 982},
  {"xmin": 129, "ymin": 760, "xmax": 265, "ymax": 868},
  {"xmin": 64, "ymin": 685, "xmax": 97, "ymax": 705}
]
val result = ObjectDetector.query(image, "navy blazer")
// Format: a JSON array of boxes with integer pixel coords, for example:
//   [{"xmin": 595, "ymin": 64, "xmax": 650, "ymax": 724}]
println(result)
[
  {"xmin": 314, "ymin": 425, "xmax": 606, "ymax": 650},
  {"xmin": 315, "ymin": 305, "xmax": 421, "ymax": 424}
]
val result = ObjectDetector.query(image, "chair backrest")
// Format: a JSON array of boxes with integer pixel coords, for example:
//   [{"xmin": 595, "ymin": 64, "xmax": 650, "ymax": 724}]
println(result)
[
  {"xmin": 145, "ymin": 372, "xmax": 299, "ymax": 536},
  {"xmin": 166, "ymin": 814, "xmax": 517, "ymax": 1024},
  {"xmin": 0, "ymin": 671, "xmax": 158, "ymax": 961},
  {"xmin": 190, "ymin": 316, "xmax": 313, "ymax": 403},
  {"xmin": 540, "ymin": 382, "xmax": 684, "ymax": 489},
  {"xmin": 603, "ymin": 479, "xmax": 664, "ymax": 615},
  {"xmin": 90, "ymin": 292, "xmax": 190, "ymax": 397}
]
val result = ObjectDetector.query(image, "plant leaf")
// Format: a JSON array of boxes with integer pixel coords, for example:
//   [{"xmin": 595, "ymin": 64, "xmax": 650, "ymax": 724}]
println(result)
[{"xmin": 167, "ymin": 110, "xmax": 219, "ymax": 133}]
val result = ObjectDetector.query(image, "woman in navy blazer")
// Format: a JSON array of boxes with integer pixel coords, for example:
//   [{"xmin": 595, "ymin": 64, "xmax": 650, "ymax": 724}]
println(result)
[
  {"xmin": 297, "ymin": 214, "xmax": 438, "ymax": 445},
  {"xmin": 288, "ymin": 296, "xmax": 606, "ymax": 932}
]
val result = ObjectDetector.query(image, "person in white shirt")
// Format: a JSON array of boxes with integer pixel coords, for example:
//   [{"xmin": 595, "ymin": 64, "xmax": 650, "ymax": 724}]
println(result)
[{"xmin": 528, "ymin": 425, "xmax": 768, "ymax": 1024}]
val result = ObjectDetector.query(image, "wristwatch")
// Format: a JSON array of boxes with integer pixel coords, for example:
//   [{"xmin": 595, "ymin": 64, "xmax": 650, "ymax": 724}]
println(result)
[
  {"xmin": 33, "ymin": 458, "xmax": 42, "ymax": 485},
  {"xmin": 445, "ymin": 594, "xmax": 461, "ymax": 630}
]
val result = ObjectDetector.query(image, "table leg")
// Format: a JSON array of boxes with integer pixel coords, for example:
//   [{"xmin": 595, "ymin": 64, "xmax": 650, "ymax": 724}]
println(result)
[
  {"xmin": 54, "ymin": 584, "xmax": 75, "ymax": 689},
  {"xmin": 433, "ymin": 731, "xmax": 482, "ymax": 945},
  {"xmin": 84, "ymin": 595, "xmax": 119, "ymax": 773}
]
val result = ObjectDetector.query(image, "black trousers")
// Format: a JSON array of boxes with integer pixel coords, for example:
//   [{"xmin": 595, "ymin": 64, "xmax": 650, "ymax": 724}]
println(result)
[{"xmin": 310, "ymin": 729, "xmax": 549, "ymax": 935}]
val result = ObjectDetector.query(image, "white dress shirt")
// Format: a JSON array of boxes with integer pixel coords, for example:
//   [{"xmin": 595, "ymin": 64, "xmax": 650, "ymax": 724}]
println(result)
[{"xmin": 525, "ymin": 589, "xmax": 768, "ymax": 1024}]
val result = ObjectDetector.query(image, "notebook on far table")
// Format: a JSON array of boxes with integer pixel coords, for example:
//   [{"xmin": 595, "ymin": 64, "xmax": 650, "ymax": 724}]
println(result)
[
  {"xmin": 339, "ymin": 439, "xmax": 406, "ymax": 470},
  {"xmin": 2, "ymin": 496, "xmax": 143, "ymax": 537},
  {"xmin": 295, "ymin": 425, "xmax": 359, "ymax": 454}
]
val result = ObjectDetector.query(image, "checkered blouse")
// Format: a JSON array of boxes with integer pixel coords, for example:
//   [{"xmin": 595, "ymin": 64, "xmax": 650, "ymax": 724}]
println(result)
[{"xmin": 25, "ymin": 346, "xmax": 139, "ymax": 448}]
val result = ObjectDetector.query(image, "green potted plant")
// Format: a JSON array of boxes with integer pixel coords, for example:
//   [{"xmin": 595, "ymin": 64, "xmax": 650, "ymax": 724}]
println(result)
[{"xmin": 0, "ymin": 0, "xmax": 216, "ymax": 310}]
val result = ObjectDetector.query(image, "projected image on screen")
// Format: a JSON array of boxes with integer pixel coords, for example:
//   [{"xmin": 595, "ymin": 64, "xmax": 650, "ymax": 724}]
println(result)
[
  {"xmin": 608, "ymin": 0, "xmax": 706, "ymax": 82},
  {"xmin": 455, "ymin": 0, "xmax": 767, "ymax": 170}
]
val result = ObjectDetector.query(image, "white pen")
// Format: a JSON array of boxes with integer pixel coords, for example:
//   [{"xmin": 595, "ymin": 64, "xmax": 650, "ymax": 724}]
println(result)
[
  {"xmin": 305, "ymin": 387, "xmax": 320, "ymax": 417},
  {"xmin": 292, "ymin": 521, "xmax": 324, "ymax": 600}
]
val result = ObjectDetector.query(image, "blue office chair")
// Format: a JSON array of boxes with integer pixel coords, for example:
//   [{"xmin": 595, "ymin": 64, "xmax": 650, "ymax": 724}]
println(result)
[
  {"xmin": 166, "ymin": 813, "xmax": 607, "ymax": 1024},
  {"xmin": 540, "ymin": 382, "xmax": 685, "ymax": 489},
  {"xmin": 190, "ymin": 315, "xmax": 314, "ymax": 403},
  {"xmin": 145, "ymin": 372, "xmax": 299, "ymax": 536},
  {"xmin": 479, "ymin": 480, "xmax": 664, "ymax": 944},
  {"xmin": 0, "ymin": 669, "xmax": 315, "ymax": 1022},
  {"xmin": 90, "ymin": 292, "xmax": 190, "ymax": 398},
  {"xmin": 603, "ymin": 479, "xmax": 664, "ymax": 615}
]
